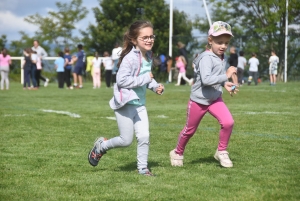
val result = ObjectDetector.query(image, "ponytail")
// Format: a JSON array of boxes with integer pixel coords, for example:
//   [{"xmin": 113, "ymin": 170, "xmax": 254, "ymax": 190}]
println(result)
[{"xmin": 117, "ymin": 31, "xmax": 134, "ymax": 67}]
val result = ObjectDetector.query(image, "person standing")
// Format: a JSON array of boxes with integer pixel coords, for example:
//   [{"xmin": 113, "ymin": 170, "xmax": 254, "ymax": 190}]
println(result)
[
  {"xmin": 64, "ymin": 47, "xmax": 73, "ymax": 89},
  {"xmin": 169, "ymin": 21, "xmax": 238, "ymax": 168},
  {"xmin": 228, "ymin": 46, "xmax": 238, "ymax": 68},
  {"xmin": 54, "ymin": 51, "xmax": 65, "ymax": 89},
  {"xmin": 248, "ymin": 53, "xmax": 259, "ymax": 86},
  {"xmin": 0, "ymin": 48, "xmax": 12, "ymax": 90},
  {"xmin": 31, "ymin": 50, "xmax": 38, "ymax": 90},
  {"xmin": 177, "ymin": 41, "xmax": 189, "ymax": 68},
  {"xmin": 237, "ymin": 51, "xmax": 247, "ymax": 85},
  {"xmin": 32, "ymin": 40, "xmax": 49, "ymax": 87},
  {"xmin": 269, "ymin": 50, "xmax": 279, "ymax": 86},
  {"xmin": 22, "ymin": 48, "xmax": 33, "ymax": 90},
  {"xmin": 111, "ymin": 42, "xmax": 122, "ymax": 84},
  {"xmin": 102, "ymin": 51, "xmax": 113, "ymax": 88},
  {"xmin": 88, "ymin": 20, "xmax": 164, "ymax": 176},
  {"xmin": 92, "ymin": 52, "xmax": 102, "ymax": 89},
  {"xmin": 72, "ymin": 44, "xmax": 85, "ymax": 89}
]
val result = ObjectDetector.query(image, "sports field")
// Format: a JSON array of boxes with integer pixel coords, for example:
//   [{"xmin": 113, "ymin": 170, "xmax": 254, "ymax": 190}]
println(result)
[{"xmin": 0, "ymin": 81, "xmax": 299, "ymax": 201}]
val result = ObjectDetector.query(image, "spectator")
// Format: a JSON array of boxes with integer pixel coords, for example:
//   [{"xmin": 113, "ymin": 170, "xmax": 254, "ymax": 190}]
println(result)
[
  {"xmin": 237, "ymin": 51, "xmax": 247, "ymax": 85},
  {"xmin": 177, "ymin": 41, "xmax": 189, "ymax": 68},
  {"xmin": 92, "ymin": 52, "xmax": 102, "ymax": 89},
  {"xmin": 175, "ymin": 55, "xmax": 193, "ymax": 86},
  {"xmin": 102, "ymin": 51, "xmax": 113, "ymax": 88},
  {"xmin": 31, "ymin": 50, "xmax": 38, "ymax": 89},
  {"xmin": 54, "ymin": 51, "xmax": 65, "ymax": 89},
  {"xmin": 72, "ymin": 44, "xmax": 85, "ymax": 89},
  {"xmin": 32, "ymin": 40, "xmax": 49, "ymax": 87},
  {"xmin": 269, "ymin": 50, "xmax": 279, "ymax": 86},
  {"xmin": 111, "ymin": 42, "xmax": 122, "ymax": 84},
  {"xmin": 22, "ymin": 48, "xmax": 33, "ymax": 90},
  {"xmin": 248, "ymin": 53, "xmax": 259, "ymax": 86},
  {"xmin": 0, "ymin": 48, "xmax": 12, "ymax": 90}
]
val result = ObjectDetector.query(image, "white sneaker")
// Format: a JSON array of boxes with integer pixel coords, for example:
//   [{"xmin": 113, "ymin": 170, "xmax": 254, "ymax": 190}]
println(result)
[
  {"xmin": 170, "ymin": 149, "xmax": 184, "ymax": 167},
  {"xmin": 44, "ymin": 79, "xmax": 49, "ymax": 87},
  {"xmin": 214, "ymin": 149, "xmax": 233, "ymax": 168}
]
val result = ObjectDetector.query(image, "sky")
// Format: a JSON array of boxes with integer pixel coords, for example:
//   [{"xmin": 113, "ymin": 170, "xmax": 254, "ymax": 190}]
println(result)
[{"xmin": 0, "ymin": 0, "xmax": 208, "ymax": 43}]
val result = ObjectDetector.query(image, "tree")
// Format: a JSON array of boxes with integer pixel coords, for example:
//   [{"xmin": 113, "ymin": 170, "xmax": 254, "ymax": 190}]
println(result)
[
  {"xmin": 194, "ymin": 0, "xmax": 300, "ymax": 81},
  {"xmin": 24, "ymin": 0, "xmax": 88, "ymax": 48},
  {"xmin": 0, "ymin": 35, "xmax": 7, "ymax": 50},
  {"xmin": 82, "ymin": 0, "xmax": 194, "ymax": 57}
]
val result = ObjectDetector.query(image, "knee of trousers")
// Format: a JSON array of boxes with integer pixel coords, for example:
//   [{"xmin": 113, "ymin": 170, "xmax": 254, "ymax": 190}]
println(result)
[
  {"xmin": 136, "ymin": 133, "xmax": 150, "ymax": 145},
  {"xmin": 119, "ymin": 137, "xmax": 133, "ymax": 147},
  {"xmin": 221, "ymin": 119, "xmax": 234, "ymax": 129}
]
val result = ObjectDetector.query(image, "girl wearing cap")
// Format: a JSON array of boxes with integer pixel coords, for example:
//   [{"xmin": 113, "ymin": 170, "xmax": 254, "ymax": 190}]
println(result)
[{"xmin": 169, "ymin": 21, "xmax": 238, "ymax": 168}]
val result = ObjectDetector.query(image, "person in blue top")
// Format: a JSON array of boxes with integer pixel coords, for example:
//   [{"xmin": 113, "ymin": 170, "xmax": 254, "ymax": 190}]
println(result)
[
  {"xmin": 88, "ymin": 20, "xmax": 164, "ymax": 176},
  {"xmin": 54, "ymin": 51, "xmax": 65, "ymax": 89},
  {"xmin": 64, "ymin": 47, "xmax": 73, "ymax": 89},
  {"xmin": 72, "ymin": 44, "xmax": 85, "ymax": 88}
]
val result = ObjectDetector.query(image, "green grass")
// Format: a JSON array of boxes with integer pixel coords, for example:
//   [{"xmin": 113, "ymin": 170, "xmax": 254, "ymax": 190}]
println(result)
[{"xmin": 0, "ymin": 81, "xmax": 299, "ymax": 201}]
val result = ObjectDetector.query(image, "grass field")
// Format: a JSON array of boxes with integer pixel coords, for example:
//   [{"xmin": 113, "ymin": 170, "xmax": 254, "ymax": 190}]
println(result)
[{"xmin": 0, "ymin": 81, "xmax": 299, "ymax": 201}]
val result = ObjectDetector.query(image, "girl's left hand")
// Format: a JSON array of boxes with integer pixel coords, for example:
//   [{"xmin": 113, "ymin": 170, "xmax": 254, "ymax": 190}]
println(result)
[
  {"xmin": 156, "ymin": 84, "xmax": 164, "ymax": 95},
  {"xmin": 224, "ymin": 82, "xmax": 238, "ymax": 96}
]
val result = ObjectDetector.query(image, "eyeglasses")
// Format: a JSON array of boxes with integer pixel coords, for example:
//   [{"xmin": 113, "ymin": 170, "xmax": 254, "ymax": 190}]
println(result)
[{"xmin": 138, "ymin": 35, "xmax": 156, "ymax": 42}]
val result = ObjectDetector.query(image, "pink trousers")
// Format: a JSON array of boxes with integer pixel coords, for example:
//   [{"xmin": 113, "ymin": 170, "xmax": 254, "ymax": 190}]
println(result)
[
  {"xmin": 175, "ymin": 97, "xmax": 234, "ymax": 155},
  {"xmin": 93, "ymin": 68, "xmax": 101, "ymax": 88}
]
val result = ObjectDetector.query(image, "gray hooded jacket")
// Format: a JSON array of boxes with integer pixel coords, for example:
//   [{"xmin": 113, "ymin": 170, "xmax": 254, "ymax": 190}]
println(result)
[
  {"xmin": 109, "ymin": 47, "xmax": 161, "ymax": 110},
  {"xmin": 190, "ymin": 51, "xmax": 228, "ymax": 105}
]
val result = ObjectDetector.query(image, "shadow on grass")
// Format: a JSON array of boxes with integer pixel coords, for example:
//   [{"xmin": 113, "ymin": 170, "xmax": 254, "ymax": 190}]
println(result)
[
  {"xmin": 117, "ymin": 161, "xmax": 160, "ymax": 172},
  {"xmin": 189, "ymin": 156, "xmax": 218, "ymax": 165}
]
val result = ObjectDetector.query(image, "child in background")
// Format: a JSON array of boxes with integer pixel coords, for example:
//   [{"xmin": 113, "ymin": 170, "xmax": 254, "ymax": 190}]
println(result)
[
  {"xmin": 54, "ymin": 52, "xmax": 65, "ymax": 89},
  {"xmin": 175, "ymin": 55, "xmax": 193, "ymax": 86},
  {"xmin": 0, "ymin": 48, "xmax": 12, "ymax": 90},
  {"xmin": 268, "ymin": 50, "xmax": 279, "ymax": 86},
  {"xmin": 102, "ymin": 51, "xmax": 113, "ymax": 88},
  {"xmin": 88, "ymin": 20, "xmax": 164, "ymax": 176},
  {"xmin": 92, "ymin": 52, "xmax": 102, "ymax": 89},
  {"xmin": 169, "ymin": 21, "xmax": 238, "ymax": 168}
]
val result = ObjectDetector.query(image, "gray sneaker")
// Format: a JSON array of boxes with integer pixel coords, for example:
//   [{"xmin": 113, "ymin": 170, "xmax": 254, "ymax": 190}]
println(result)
[
  {"xmin": 214, "ymin": 149, "xmax": 233, "ymax": 168},
  {"xmin": 138, "ymin": 168, "xmax": 155, "ymax": 176},
  {"xmin": 88, "ymin": 137, "xmax": 106, "ymax": 166}
]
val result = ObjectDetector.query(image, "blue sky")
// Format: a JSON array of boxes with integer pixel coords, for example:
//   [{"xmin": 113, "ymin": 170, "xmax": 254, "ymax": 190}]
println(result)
[{"xmin": 0, "ymin": 0, "xmax": 208, "ymax": 42}]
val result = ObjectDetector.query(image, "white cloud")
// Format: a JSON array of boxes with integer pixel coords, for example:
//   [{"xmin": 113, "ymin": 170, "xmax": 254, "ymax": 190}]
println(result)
[{"xmin": 0, "ymin": 11, "xmax": 37, "ymax": 40}]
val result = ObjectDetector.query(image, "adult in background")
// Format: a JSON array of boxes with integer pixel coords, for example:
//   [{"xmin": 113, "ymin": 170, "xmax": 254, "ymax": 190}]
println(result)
[
  {"xmin": 111, "ymin": 42, "xmax": 122, "ymax": 84},
  {"xmin": 237, "ymin": 51, "xmax": 247, "ymax": 85},
  {"xmin": 72, "ymin": 44, "xmax": 85, "ymax": 89},
  {"xmin": 269, "ymin": 50, "xmax": 279, "ymax": 86},
  {"xmin": 22, "ymin": 48, "xmax": 33, "ymax": 89},
  {"xmin": 64, "ymin": 47, "xmax": 73, "ymax": 89},
  {"xmin": 102, "ymin": 51, "xmax": 113, "ymax": 88},
  {"xmin": 0, "ymin": 48, "xmax": 12, "ymax": 90},
  {"xmin": 248, "ymin": 53, "xmax": 259, "ymax": 86},
  {"xmin": 32, "ymin": 40, "xmax": 49, "ymax": 87},
  {"xmin": 31, "ymin": 50, "xmax": 38, "ymax": 90}
]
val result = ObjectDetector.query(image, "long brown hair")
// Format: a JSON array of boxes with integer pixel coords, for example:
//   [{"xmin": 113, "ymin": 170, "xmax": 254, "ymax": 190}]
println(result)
[{"xmin": 117, "ymin": 20, "xmax": 153, "ymax": 67}]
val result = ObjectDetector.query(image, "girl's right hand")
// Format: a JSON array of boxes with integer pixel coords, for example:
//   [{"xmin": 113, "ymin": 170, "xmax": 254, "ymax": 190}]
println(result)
[
  {"xmin": 224, "ymin": 81, "xmax": 238, "ymax": 96},
  {"xmin": 226, "ymin": 66, "xmax": 237, "ymax": 78}
]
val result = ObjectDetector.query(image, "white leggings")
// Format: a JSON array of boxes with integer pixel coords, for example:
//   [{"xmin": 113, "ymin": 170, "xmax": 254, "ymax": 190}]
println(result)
[
  {"xmin": 101, "ymin": 104, "xmax": 150, "ymax": 170},
  {"xmin": 0, "ymin": 66, "xmax": 9, "ymax": 90},
  {"xmin": 177, "ymin": 72, "xmax": 191, "ymax": 85}
]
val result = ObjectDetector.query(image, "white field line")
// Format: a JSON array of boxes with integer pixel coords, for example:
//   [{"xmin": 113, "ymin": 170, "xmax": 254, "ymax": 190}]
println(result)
[
  {"xmin": 157, "ymin": 115, "xmax": 169, "ymax": 118},
  {"xmin": 105, "ymin": 117, "xmax": 116, "ymax": 120},
  {"xmin": 4, "ymin": 114, "xmax": 27, "ymax": 117},
  {"xmin": 41, "ymin": 109, "xmax": 81, "ymax": 118},
  {"xmin": 243, "ymin": 111, "xmax": 291, "ymax": 115}
]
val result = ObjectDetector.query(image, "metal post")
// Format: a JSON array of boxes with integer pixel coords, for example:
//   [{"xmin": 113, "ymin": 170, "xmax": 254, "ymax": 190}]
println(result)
[
  {"xmin": 168, "ymin": 0, "xmax": 173, "ymax": 83},
  {"xmin": 284, "ymin": 0, "xmax": 288, "ymax": 82},
  {"xmin": 203, "ymin": 0, "xmax": 212, "ymax": 26}
]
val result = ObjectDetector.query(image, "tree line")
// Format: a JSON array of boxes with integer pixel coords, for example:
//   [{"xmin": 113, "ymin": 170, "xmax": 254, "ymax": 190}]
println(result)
[{"xmin": 0, "ymin": 0, "xmax": 299, "ymax": 81}]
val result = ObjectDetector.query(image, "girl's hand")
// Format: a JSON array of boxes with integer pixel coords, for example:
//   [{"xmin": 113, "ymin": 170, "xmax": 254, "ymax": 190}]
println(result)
[
  {"xmin": 156, "ymin": 84, "xmax": 164, "ymax": 95},
  {"xmin": 224, "ymin": 81, "xmax": 238, "ymax": 97},
  {"xmin": 226, "ymin": 66, "xmax": 237, "ymax": 79}
]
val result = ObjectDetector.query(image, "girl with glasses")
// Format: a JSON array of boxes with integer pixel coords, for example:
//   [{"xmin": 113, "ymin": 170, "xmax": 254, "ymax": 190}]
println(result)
[{"xmin": 88, "ymin": 20, "xmax": 164, "ymax": 176}]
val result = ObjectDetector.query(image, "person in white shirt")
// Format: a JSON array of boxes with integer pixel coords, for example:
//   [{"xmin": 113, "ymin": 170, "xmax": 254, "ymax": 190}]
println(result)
[
  {"xmin": 248, "ymin": 53, "xmax": 259, "ymax": 85},
  {"xmin": 237, "ymin": 51, "xmax": 247, "ymax": 85},
  {"xmin": 269, "ymin": 50, "xmax": 279, "ymax": 86},
  {"xmin": 32, "ymin": 40, "xmax": 49, "ymax": 87},
  {"xmin": 92, "ymin": 52, "xmax": 102, "ymax": 89},
  {"xmin": 102, "ymin": 51, "xmax": 114, "ymax": 88},
  {"xmin": 111, "ymin": 43, "xmax": 122, "ymax": 84}
]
